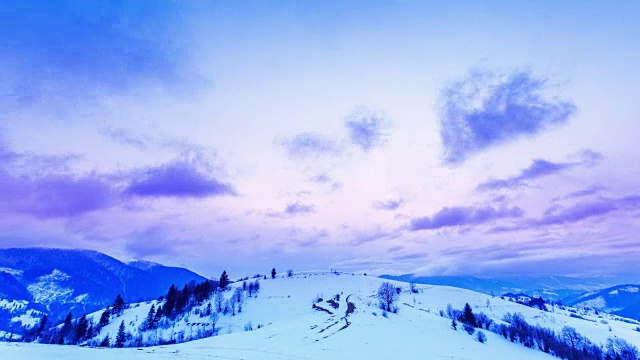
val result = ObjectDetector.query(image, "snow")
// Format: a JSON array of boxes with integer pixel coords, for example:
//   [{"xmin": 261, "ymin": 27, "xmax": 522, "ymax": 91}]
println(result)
[
  {"xmin": 11, "ymin": 313, "xmax": 39, "ymax": 327},
  {"xmin": 26, "ymin": 269, "xmax": 74, "ymax": 306},
  {"xmin": 579, "ymin": 297, "xmax": 607, "ymax": 310},
  {"xmin": 2, "ymin": 272, "xmax": 640, "ymax": 359},
  {"xmin": 0, "ymin": 299, "xmax": 29, "ymax": 310},
  {"xmin": 0, "ymin": 267, "xmax": 23, "ymax": 277}
]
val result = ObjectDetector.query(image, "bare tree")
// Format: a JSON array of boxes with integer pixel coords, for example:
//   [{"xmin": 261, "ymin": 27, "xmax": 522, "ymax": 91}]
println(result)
[
  {"xmin": 377, "ymin": 282, "xmax": 399, "ymax": 312},
  {"xmin": 210, "ymin": 311, "xmax": 219, "ymax": 335},
  {"xmin": 214, "ymin": 292, "xmax": 224, "ymax": 313}
]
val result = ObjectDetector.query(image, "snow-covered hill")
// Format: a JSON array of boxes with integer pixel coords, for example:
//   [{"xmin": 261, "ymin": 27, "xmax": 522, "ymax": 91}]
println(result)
[{"xmin": 4, "ymin": 272, "xmax": 639, "ymax": 359}]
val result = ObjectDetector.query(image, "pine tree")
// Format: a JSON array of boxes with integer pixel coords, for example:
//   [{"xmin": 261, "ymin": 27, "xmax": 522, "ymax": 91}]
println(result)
[
  {"xmin": 61, "ymin": 312, "xmax": 73, "ymax": 338},
  {"xmin": 165, "ymin": 285, "xmax": 177, "ymax": 317},
  {"xmin": 37, "ymin": 314, "xmax": 48, "ymax": 334},
  {"xmin": 99, "ymin": 308, "xmax": 111, "ymax": 327},
  {"xmin": 74, "ymin": 315, "xmax": 88, "ymax": 343},
  {"xmin": 271, "ymin": 268, "xmax": 276, "ymax": 279},
  {"xmin": 112, "ymin": 294, "xmax": 125, "ymax": 315},
  {"xmin": 115, "ymin": 321, "xmax": 126, "ymax": 348},
  {"xmin": 463, "ymin": 303, "xmax": 477, "ymax": 327},
  {"xmin": 99, "ymin": 334, "xmax": 110, "ymax": 348},
  {"xmin": 219, "ymin": 271, "xmax": 229, "ymax": 289},
  {"xmin": 145, "ymin": 304, "xmax": 156, "ymax": 329}
]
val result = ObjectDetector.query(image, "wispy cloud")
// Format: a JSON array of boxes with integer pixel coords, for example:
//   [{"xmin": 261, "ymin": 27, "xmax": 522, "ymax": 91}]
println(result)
[
  {"xmin": 557, "ymin": 185, "xmax": 606, "ymax": 201},
  {"xmin": 477, "ymin": 150, "xmax": 601, "ymax": 191},
  {"xmin": 0, "ymin": 170, "xmax": 116, "ymax": 219},
  {"xmin": 410, "ymin": 205, "xmax": 524, "ymax": 231},
  {"xmin": 534, "ymin": 195, "xmax": 640, "ymax": 226},
  {"xmin": 281, "ymin": 133, "xmax": 341, "ymax": 158},
  {"xmin": 373, "ymin": 198, "xmax": 406, "ymax": 211},
  {"xmin": 267, "ymin": 202, "xmax": 316, "ymax": 218},
  {"xmin": 126, "ymin": 158, "xmax": 236, "ymax": 198},
  {"xmin": 344, "ymin": 107, "xmax": 388, "ymax": 152},
  {"xmin": 439, "ymin": 68, "xmax": 576, "ymax": 165},
  {"xmin": 100, "ymin": 127, "xmax": 149, "ymax": 150}
]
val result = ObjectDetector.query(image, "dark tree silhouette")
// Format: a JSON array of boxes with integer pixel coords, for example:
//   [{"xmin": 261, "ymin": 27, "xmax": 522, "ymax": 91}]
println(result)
[
  {"xmin": 377, "ymin": 282, "xmax": 398, "ymax": 312},
  {"xmin": 112, "ymin": 294, "xmax": 125, "ymax": 315},
  {"xmin": 462, "ymin": 303, "xmax": 477, "ymax": 327},
  {"xmin": 220, "ymin": 270, "xmax": 229, "ymax": 289},
  {"xmin": 99, "ymin": 309, "xmax": 111, "ymax": 327},
  {"xmin": 115, "ymin": 321, "xmax": 126, "ymax": 348},
  {"xmin": 271, "ymin": 268, "xmax": 276, "ymax": 279}
]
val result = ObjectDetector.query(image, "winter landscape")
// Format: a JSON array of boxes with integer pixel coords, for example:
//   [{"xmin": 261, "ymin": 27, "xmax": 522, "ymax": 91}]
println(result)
[{"xmin": 2, "ymin": 1, "xmax": 640, "ymax": 359}]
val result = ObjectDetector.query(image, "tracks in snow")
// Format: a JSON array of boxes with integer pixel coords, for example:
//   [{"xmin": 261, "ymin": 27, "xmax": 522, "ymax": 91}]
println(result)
[{"xmin": 313, "ymin": 294, "xmax": 356, "ymax": 341}]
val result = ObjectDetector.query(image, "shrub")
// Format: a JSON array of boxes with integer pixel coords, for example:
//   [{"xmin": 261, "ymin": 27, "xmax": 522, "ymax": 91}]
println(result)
[
  {"xmin": 463, "ymin": 323, "xmax": 475, "ymax": 335},
  {"xmin": 377, "ymin": 282, "xmax": 399, "ymax": 312},
  {"xmin": 476, "ymin": 331, "xmax": 487, "ymax": 343},
  {"xmin": 244, "ymin": 322, "xmax": 253, "ymax": 332}
]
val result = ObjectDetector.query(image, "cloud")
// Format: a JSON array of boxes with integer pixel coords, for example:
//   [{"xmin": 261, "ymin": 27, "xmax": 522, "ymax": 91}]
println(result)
[
  {"xmin": 1, "ymin": 1, "xmax": 191, "ymax": 107},
  {"xmin": 267, "ymin": 202, "xmax": 316, "ymax": 218},
  {"xmin": 534, "ymin": 195, "xmax": 640, "ymax": 226},
  {"xmin": 309, "ymin": 173, "xmax": 342, "ymax": 191},
  {"xmin": 373, "ymin": 199, "xmax": 406, "ymax": 211},
  {"xmin": 100, "ymin": 127, "xmax": 149, "ymax": 150},
  {"xmin": 477, "ymin": 150, "xmax": 601, "ymax": 191},
  {"xmin": 281, "ymin": 133, "xmax": 341, "ymax": 158},
  {"xmin": 0, "ymin": 170, "xmax": 116, "ymax": 219},
  {"xmin": 410, "ymin": 205, "xmax": 524, "ymax": 231},
  {"xmin": 557, "ymin": 185, "xmax": 606, "ymax": 201},
  {"xmin": 439, "ymin": 68, "xmax": 576, "ymax": 164},
  {"xmin": 284, "ymin": 202, "xmax": 315, "ymax": 215},
  {"xmin": 125, "ymin": 225, "xmax": 191, "ymax": 258},
  {"xmin": 344, "ymin": 107, "xmax": 388, "ymax": 152},
  {"xmin": 126, "ymin": 159, "xmax": 235, "ymax": 198}
]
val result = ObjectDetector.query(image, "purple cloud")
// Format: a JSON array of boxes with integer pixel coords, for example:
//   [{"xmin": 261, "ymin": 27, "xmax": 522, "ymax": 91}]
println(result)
[
  {"xmin": 281, "ymin": 133, "xmax": 341, "ymax": 158},
  {"xmin": 535, "ymin": 195, "xmax": 640, "ymax": 226},
  {"xmin": 439, "ymin": 68, "xmax": 576, "ymax": 165},
  {"xmin": 125, "ymin": 225, "xmax": 187, "ymax": 258},
  {"xmin": 410, "ymin": 205, "xmax": 524, "ymax": 231},
  {"xmin": 373, "ymin": 198, "xmax": 406, "ymax": 211},
  {"xmin": 0, "ymin": 170, "xmax": 115, "ymax": 218},
  {"xmin": 267, "ymin": 202, "xmax": 316, "ymax": 218},
  {"xmin": 126, "ymin": 160, "xmax": 235, "ymax": 198},
  {"xmin": 477, "ymin": 150, "xmax": 602, "ymax": 191},
  {"xmin": 344, "ymin": 107, "xmax": 388, "ymax": 152},
  {"xmin": 284, "ymin": 202, "xmax": 315, "ymax": 215},
  {"xmin": 100, "ymin": 127, "xmax": 148, "ymax": 150},
  {"xmin": 556, "ymin": 185, "xmax": 606, "ymax": 201}
]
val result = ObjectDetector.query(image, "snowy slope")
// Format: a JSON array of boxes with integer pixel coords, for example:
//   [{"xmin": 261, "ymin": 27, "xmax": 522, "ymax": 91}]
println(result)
[
  {"xmin": 4, "ymin": 272, "xmax": 640, "ymax": 359},
  {"xmin": 566, "ymin": 284, "xmax": 640, "ymax": 321}
]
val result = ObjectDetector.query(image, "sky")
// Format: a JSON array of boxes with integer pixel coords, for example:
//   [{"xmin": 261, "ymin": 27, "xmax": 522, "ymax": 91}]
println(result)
[{"xmin": 1, "ymin": 1, "xmax": 639, "ymax": 279}]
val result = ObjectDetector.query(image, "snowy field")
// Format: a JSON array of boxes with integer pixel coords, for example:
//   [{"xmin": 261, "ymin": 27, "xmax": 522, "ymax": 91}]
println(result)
[{"xmin": 1, "ymin": 272, "xmax": 639, "ymax": 359}]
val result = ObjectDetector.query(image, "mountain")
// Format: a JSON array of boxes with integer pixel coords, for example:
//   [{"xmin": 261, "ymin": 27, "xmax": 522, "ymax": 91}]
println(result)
[
  {"xmin": 0, "ymin": 248, "xmax": 206, "ymax": 332},
  {"xmin": 565, "ymin": 284, "xmax": 640, "ymax": 320},
  {"xmin": 2, "ymin": 271, "xmax": 639, "ymax": 359},
  {"xmin": 380, "ymin": 274, "xmax": 616, "ymax": 300}
]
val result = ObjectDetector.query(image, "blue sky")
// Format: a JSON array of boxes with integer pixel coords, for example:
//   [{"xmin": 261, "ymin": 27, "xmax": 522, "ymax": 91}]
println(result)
[{"xmin": 1, "ymin": 1, "xmax": 639, "ymax": 278}]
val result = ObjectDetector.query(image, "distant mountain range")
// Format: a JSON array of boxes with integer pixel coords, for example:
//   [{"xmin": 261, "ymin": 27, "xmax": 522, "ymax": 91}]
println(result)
[
  {"xmin": 379, "ymin": 274, "xmax": 619, "ymax": 300},
  {"xmin": 565, "ymin": 284, "xmax": 640, "ymax": 320},
  {"xmin": 0, "ymin": 248, "xmax": 206, "ymax": 332},
  {"xmin": 381, "ymin": 274, "xmax": 640, "ymax": 321}
]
